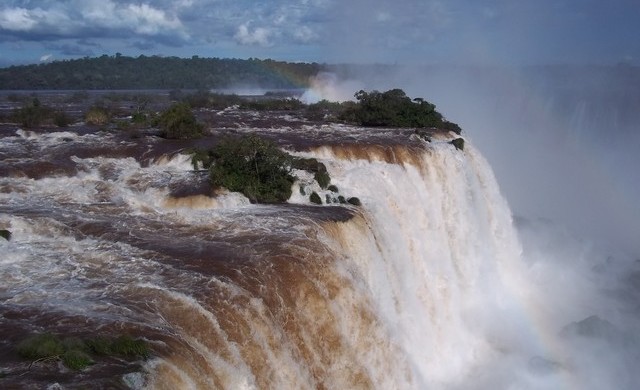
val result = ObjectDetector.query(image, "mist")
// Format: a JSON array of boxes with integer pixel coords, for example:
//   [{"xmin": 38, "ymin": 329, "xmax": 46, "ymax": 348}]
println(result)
[
  {"xmin": 320, "ymin": 0, "xmax": 640, "ymax": 255},
  {"xmin": 405, "ymin": 66, "xmax": 640, "ymax": 256},
  {"xmin": 307, "ymin": 65, "xmax": 640, "ymax": 255}
]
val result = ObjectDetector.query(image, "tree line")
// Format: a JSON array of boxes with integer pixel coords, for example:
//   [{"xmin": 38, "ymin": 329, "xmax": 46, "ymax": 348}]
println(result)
[{"xmin": 0, "ymin": 54, "xmax": 323, "ymax": 90}]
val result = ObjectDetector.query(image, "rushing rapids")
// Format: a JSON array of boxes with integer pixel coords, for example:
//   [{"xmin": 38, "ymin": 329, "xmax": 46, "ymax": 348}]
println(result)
[{"xmin": 2, "ymin": 100, "xmax": 639, "ymax": 389}]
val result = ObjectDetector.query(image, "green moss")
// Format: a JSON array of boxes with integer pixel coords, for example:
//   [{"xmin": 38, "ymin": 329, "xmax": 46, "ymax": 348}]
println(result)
[
  {"xmin": 0, "ymin": 229, "xmax": 11, "ymax": 241},
  {"xmin": 111, "ymin": 336, "xmax": 150, "ymax": 358},
  {"xmin": 86, "ymin": 335, "xmax": 149, "ymax": 358},
  {"xmin": 62, "ymin": 349, "xmax": 93, "ymax": 370},
  {"xmin": 314, "ymin": 171, "xmax": 331, "ymax": 189},
  {"xmin": 62, "ymin": 337, "xmax": 88, "ymax": 352},
  {"xmin": 85, "ymin": 336, "xmax": 112, "ymax": 356},
  {"xmin": 347, "ymin": 197, "xmax": 362, "ymax": 206},
  {"xmin": 327, "ymin": 184, "xmax": 339, "ymax": 193},
  {"xmin": 16, "ymin": 332, "xmax": 151, "ymax": 371},
  {"xmin": 16, "ymin": 333, "xmax": 64, "ymax": 360},
  {"xmin": 309, "ymin": 192, "xmax": 322, "ymax": 205}
]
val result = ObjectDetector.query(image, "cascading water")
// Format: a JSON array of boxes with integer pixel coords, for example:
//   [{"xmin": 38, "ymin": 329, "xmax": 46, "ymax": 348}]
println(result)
[{"xmin": 1, "ymin": 114, "xmax": 639, "ymax": 389}]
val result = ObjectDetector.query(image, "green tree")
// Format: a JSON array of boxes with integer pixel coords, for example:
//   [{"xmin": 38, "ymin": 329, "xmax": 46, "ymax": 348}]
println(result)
[
  {"xmin": 12, "ymin": 98, "xmax": 52, "ymax": 128},
  {"xmin": 340, "ymin": 89, "xmax": 462, "ymax": 133},
  {"xmin": 209, "ymin": 135, "xmax": 295, "ymax": 203}
]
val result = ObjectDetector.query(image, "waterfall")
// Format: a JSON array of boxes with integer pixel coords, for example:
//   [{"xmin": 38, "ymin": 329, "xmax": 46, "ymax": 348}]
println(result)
[
  {"xmin": 134, "ymin": 140, "xmax": 527, "ymax": 389},
  {"xmin": 3, "ymin": 129, "xmax": 637, "ymax": 389}
]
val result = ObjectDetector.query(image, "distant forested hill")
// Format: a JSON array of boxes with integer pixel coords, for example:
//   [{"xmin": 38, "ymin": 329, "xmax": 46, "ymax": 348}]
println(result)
[{"xmin": 0, "ymin": 55, "xmax": 324, "ymax": 90}]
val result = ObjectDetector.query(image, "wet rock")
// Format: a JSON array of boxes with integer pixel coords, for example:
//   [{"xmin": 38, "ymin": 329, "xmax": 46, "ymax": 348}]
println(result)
[
  {"xmin": 414, "ymin": 128, "xmax": 432, "ymax": 142},
  {"xmin": 310, "ymin": 191, "xmax": 322, "ymax": 205},
  {"xmin": 123, "ymin": 372, "xmax": 146, "ymax": 390},
  {"xmin": 0, "ymin": 229, "xmax": 11, "ymax": 241},
  {"xmin": 450, "ymin": 137, "xmax": 465, "ymax": 151},
  {"xmin": 347, "ymin": 197, "xmax": 362, "ymax": 206}
]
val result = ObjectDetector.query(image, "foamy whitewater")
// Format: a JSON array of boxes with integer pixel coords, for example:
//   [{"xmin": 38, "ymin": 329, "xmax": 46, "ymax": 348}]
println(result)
[{"xmin": 1, "ymin": 127, "xmax": 639, "ymax": 389}]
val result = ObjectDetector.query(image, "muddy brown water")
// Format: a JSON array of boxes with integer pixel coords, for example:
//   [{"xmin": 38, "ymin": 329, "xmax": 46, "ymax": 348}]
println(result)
[{"xmin": 0, "ymin": 91, "xmax": 444, "ymax": 388}]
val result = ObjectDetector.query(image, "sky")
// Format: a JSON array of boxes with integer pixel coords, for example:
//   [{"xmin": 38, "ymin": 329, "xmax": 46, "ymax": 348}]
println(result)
[{"xmin": 1, "ymin": 0, "xmax": 639, "ymax": 67}]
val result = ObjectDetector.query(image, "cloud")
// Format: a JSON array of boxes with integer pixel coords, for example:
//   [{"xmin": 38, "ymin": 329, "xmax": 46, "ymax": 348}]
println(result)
[
  {"xmin": 0, "ymin": 7, "xmax": 39, "ymax": 31},
  {"xmin": 0, "ymin": 1, "xmax": 188, "ymax": 42},
  {"xmin": 1, "ymin": 0, "xmax": 640, "ymax": 66},
  {"xmin": 0, "ymin": 6, "xmax": 71, "ymax": 34},
  {"xmin": 0, "ymin": 0, "xmax": 332, "ymax": 62},
  {"xmin": 39, "ymin": 53, "xmax": 53, "ymax": 62},
  {"xmin": 234, "ymin": 23, "xmax": 273, "ymax": 47},
  {"xmin": 292, "ymin": 26, "xmax": 319, "ymax": 43},
  {"xmin": 323, "ymin": 0, "xmax": 459, "ymax": 62}
]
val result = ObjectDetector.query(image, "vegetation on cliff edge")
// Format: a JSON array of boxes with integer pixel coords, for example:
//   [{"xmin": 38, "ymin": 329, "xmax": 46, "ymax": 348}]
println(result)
[
  {"xmin": 339, "ymin": 89, "xmax": 462, "ymax": 133},
  {"xmin": 190, "ymin": 135, "xmax": 356, "ymax": 205},
  {"xmin": 156, "ymin": 102, "xmax": 204, "ymax": 139},
  {"xmin": 205, "ymin": 135, "xmax": 296, "ymax": 203}
]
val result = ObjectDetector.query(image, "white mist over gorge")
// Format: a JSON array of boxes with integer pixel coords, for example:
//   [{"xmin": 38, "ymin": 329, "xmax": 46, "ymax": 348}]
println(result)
[{"xmin": 317, "ymin": 65, "xmax": 640, "ymax": 254}]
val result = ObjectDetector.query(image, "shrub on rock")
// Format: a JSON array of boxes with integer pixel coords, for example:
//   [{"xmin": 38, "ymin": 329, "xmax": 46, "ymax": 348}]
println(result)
[
  {"xmin": 451, "ymin": 138, "xmax": 465, "ymax": 151},
  {"xmin": 339, "ymin": 89, "xmax": 462, "ymax": 133},
  {"xmin": 209, "ymin": 135, "xmax": 294, "ymax": 203},
  {"xmin": 0, "ymin": 229, "xmax": 11, "ymax": 241},
  {"xmin": 156, "ymin": 103, "xmax": 204, "ymax": 139},
  {"xmin": 12, "ymin": 98, "xmax": 52, "ymax": 128},
  {"xmin": 314, "ymin": 171, "xmax": 331, "ymax": 189},
  {"xmin": 347, "ymin": 197, "xmax": 362, "ymax": 206},
  {"xmin": 310, "ymin": 191, "xmax": 322, "ymax": 204},
  {"xmin": 292, "ymin": 157, "xmax": 326, "ymax": 173},
  {"xmin": 85, "ymin": 106, "xmax": 110, "ymax": 125}
]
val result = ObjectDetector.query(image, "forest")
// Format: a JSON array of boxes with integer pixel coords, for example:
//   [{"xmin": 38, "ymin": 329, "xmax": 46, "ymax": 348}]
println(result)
[{"xmin": 0, "ymin": 54, "xmax": 324, "ymax": 90}]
